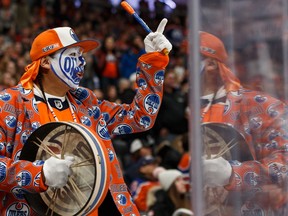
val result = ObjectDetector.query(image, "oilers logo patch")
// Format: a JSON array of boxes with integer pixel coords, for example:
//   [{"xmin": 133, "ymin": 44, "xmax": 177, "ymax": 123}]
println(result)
[
  {"xmin": 70, "ymin": 28, "xmax": 80, "ymax": 42},
  {"xmin": 7, "ymin": 202, "xmax": 30, "ymax": 216},
  {"xmin": 137, "ymin": 78, "xmax": 147, "ymax": 90},
  {"xmin": 116, "ymin": 194, "xmax": 127, "ymax": 206},
  {"xmin": 0, "ymin": 161, "xmax": 7, "ymax": 182},
  {"xmin": 0, "ymin": 92, "xmax": 11, "ymax": 102},
  {"xmin": 16, "ymin": 122, "xmax": 22, "ymax": 134},
  {"xmin": 139, "ymin": 116, "xmax": 151, "ymax": 129},
  {"xmin": 88, "ymin": 106, "xmax": 101, "ymax": 119},
  {"xmin": 112, "ymin": 124, "xmax": 132, "ymax": 135},
  {"xmin": 154, "ymin": 70, "xmax": 164, "ymax": 85},
  {"xmin": 31, "ymin": 122, "xmax": 41, "ymax": 131},
  {"xmin": 249, "ymin": 117, "xmax": 262, "ymax": 130},
  {"xmin": 127, "ymin": 110, "xmax": 135, "ymax": 119},
  {"xmin": 33, "ymin": 160, "xmax": 44, "ymax": 166},
  {"xmin": 108, "ymin": 149, "xmax": 114, "ymax": 161},
  {"xmin": 254, "ymin": 95, "xmax": 267, "ymax": 103},
  {"xmin": 144, "ymin": 94, "xmax": 160, "ymax": 115},
  {"xmin": 102, "ymin": 112, "xmax": 110, "ymax": 122},
  {"xmin": 97, "ymin": 118, "xmax": 110, "ymax": 140},
  {"xmin": 244, "ymin": 172, "xmax": 259, "ymax": 187},
  {"xmin": 267, "ymin": 104, "xmax": 279, "ymax": 118},
  {"xmin": 11, "ymin": 187, "xmax": 26, "ymax": 200},
  {"xmin": 20, "ymin": 130, "xmax": 32, "ymax": 145},
  {"xmin": 80, "ymin": 116, "xmax": 92, "ymax": 127},
  {"xmin": 5, "ymin": 115, "xmax": 16, "ymax": 128},
  {"xmin": 73, "ymin": 88, "xmax": 89, "ymax": 100},
  {"xmin": 16, "ymin": 171, "xmax": 32, "ymax": 187}
]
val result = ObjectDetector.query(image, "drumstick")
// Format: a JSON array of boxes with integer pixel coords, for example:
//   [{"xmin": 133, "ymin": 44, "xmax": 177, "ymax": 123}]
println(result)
[
  {"xmin": 121, "ymin": 1, "xmax": 169, "ymax": 55},
  {"xmin": 33, "ymin": 139, "xmax": 58, "ymax": 158}
]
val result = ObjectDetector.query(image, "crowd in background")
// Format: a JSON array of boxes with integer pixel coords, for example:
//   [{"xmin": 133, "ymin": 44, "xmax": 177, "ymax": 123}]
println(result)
[{"xmin": 0, "ymin": 0, "xmax": 286, "ymax": 215}]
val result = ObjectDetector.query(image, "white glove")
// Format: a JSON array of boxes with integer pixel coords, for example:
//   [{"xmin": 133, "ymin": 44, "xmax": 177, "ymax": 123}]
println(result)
[
  {"xmin": 144, "ymin": 18, "xmax": 172, "ymax": 53},
  {"xmin": 42, "ymin": 155, "xmax": 74, "ymax": 188},
  {"xmin": 203, "ymin": 157, "xmax": 232, "ymax": 187}
]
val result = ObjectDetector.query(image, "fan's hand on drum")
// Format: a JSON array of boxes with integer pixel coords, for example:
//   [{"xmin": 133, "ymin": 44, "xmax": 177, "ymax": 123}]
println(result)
[
  {"xmin": 42, "ymin": 155, "xmax": 75, "ymax": 188},
  {"xmin": 144, "ymin": 18, "xmax": 172, "ymax": 53},
  {"xmin": 203, "ymin": 156, "xmax": 232, "ymax": 187}
]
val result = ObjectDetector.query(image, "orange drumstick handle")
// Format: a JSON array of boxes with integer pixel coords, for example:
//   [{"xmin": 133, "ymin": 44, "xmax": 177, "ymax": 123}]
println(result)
[
  {"xmin": 121, "ymin": 1, "xmax": 169, "ymax": 55},
  {"xmin": 121, "ymin": 1, "xmax": 135, "ymax": 15}
]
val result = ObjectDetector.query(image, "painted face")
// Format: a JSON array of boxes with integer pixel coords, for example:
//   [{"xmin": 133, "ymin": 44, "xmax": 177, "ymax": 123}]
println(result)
[{"xmin": 49, "ymin": 46, "xmax": 86, "ymax": 89}]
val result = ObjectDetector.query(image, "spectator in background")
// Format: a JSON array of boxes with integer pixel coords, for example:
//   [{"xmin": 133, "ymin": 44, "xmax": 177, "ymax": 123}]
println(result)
[
  {"xmin": 118, "ymin": 77, "xmax": 136, "ymax": 104},
  {"xmin": 155, "ymin": 139, "xmax": 182, "ymax": 169},
  {"xmin": 147, "ymin": 169, "xmax": 192, "ymax": 216},
  {"xmin": 129, "ymin": 156, "xmax": 164, "ymax": 214},
  {"xmin": 119, "ymin": 33, "xmax": 146, "ymax": 79},
  {"xmin": 104, "ymin": 84, "xmax": 120, "ymax": 103},
  {"xmin": 95, "ymin": 34, "xmax": 119, "ymax": 91},
  {"xmin": 124, "ymin": 138, "xmax": 154, "ymax": 185},
  {"xmin": 152, "ymin": 69, "xmax": 188, "ymax": 143}
]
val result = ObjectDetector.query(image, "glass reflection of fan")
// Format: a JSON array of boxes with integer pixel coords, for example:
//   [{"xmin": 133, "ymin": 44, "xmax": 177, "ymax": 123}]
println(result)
[
  {"xmin": 201, "ymin": 123, "xmax": 252, "ymax": 216},
  {"xmin": 19, "ymin": 122, "xmax": 110, "ymax": 216}
]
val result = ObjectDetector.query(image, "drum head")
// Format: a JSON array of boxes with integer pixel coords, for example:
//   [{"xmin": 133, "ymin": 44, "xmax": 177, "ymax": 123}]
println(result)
[{"xmin": 19, "ymin": 122, "xmax": 110, "ymax": 216}]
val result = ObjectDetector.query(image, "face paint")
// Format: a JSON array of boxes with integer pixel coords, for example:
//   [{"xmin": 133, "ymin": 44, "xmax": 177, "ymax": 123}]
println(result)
[{"xmin": 49, "ymin": 47, "xmax": 86, "ymax": 89}]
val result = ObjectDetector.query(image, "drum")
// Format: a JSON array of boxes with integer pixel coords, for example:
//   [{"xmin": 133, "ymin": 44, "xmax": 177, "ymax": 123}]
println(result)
[{"xmin": 19, "ymin": 121, "xmax": 110, "ymax": 216}]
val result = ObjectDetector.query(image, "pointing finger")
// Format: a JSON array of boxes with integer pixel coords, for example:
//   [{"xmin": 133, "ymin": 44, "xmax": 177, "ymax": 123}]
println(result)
[{"xmin": 156, "ymin": 18, "xmax": 168, "ymax": 34}]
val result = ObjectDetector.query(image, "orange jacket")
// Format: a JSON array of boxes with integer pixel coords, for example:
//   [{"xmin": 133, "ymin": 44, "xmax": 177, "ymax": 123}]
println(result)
[{"xmin": 0, "ymin": 52, "xmax": 169, "ymax": 216}]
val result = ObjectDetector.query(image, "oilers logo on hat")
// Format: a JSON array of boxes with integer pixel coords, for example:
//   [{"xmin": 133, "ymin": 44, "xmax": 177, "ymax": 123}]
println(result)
[
  {"xmin": 30, "ymin": 27, "xmax": 100, "ymax": 61},
  {"xmin": 70, "ymin": 28, "xmax": 80, "ymax": 41}
]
